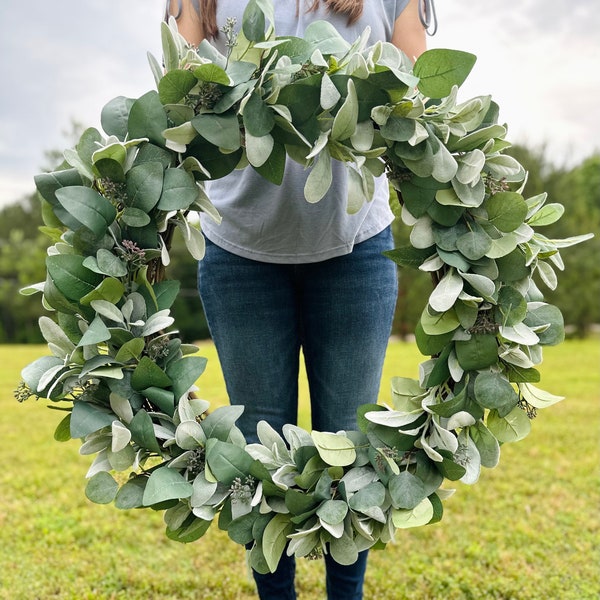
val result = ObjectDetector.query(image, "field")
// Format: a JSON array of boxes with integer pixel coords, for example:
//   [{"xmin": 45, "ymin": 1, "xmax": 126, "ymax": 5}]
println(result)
[{"xmin": 1, "ymin": 340, "xmax": 598, "ymax": 600}]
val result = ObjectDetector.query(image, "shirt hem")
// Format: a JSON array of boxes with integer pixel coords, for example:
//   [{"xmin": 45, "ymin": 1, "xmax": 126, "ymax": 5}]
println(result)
[{"xmin": 202, "ymin": 216, "xmax": 394, "ymax": 264}]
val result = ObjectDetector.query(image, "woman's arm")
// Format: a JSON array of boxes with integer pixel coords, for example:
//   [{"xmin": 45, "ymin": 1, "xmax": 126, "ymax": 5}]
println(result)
[
  {"xmin": 167, "ymin": 0, "xmax": 204, "ymax": 45},
  {"xmin": 391, "ymin": 0, "xmax": 427, "ymax": 60}
]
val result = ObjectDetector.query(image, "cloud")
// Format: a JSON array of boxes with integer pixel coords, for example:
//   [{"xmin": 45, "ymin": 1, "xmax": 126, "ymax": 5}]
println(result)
[
  {"xmin": 430, "ymin": 0, "xmax": 600, "ymax": 165},
  {"xmin": 1, "ymin": 0, "xmax": 598, "ymax": 209},
  {"xmin": 0, "ymin": 0, "xmax": 165, "ymax": 207}
]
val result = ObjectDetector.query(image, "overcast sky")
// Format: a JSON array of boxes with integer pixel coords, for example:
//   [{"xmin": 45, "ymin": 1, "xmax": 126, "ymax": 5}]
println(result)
[{"xmin": 1, "ymin": 0, "xmax": 598, "ymax": 208}]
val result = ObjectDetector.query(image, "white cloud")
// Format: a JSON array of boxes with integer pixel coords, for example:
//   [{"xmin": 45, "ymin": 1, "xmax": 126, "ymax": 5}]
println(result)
[
  {"xmin": 429, "ymin": 0, "xmax": 600, "ymax": 165},
  {"xmin": 0, "ymin": 0, "xmax": 165, "ymax": 208},
  {"xmin": 1, "ymin": 0, "xmax": 598, "ymax": 209}
]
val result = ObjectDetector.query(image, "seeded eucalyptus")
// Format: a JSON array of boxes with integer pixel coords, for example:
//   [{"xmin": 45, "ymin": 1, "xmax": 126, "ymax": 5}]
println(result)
[{"xmin": 17, "ymin": 0, "xmax": 591, "ymax": 570}]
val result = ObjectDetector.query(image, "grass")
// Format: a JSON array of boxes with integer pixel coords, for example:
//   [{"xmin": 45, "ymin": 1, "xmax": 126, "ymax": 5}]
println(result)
[{"xmin": 0, "ymin": 339, "xmax": 598, "ymax": 599}]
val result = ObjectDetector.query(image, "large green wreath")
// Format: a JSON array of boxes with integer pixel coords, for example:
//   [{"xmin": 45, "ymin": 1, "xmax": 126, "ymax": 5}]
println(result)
[{"xmin": 16, "ymin": 1, "xmax": 592, "ymax": 572}]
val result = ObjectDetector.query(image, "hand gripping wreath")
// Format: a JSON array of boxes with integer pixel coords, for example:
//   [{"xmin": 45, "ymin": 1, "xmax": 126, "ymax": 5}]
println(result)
[{"xmin": 16, "ymin": 1, "xmax": 592, "ymax": 572}]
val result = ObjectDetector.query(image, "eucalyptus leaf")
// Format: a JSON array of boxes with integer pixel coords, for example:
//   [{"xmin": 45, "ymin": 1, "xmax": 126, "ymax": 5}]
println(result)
[
  {"xmin": 55, "ymin": 187, "xmax": 116, "ymax": 237},
  {"xmin": 205, "ymin": 439, "xmax": 255, "ymax": 486},
  {"xmin": 128, "ymin": 91, "xmax": 169, "ymax": 147},
  {"xmin": 80, "ymin": 277, "xmax": 125, "ymax": 306},
  {"xmin": 192, "ymin": 113, "xmax": 241, "ymax": 151},
  {"xmin": 158, "ymin": 69, "xmax": 198, "ymax": 104},
  {"xmin": 456, "ymin": 229, "xmax": 493, "ymax": 261},
  {"xmin": 158, "ymin": 168, "xmax": 199, "ymax": 211},
  {"xmin": 129, "ymin": 409, "xmax": 162, "ymax": 454},
  {"xmin": 70, "ymin": 402, "xmax": 115, "ymax": 439},
  {"xmin": 85, "ymin": 471, "xmax": 119, "ymax": 504},
  {"xmin": 121, "ymin": 207, "xmax": 152, "ymax": 228},
  {"xmin": 167, "ymin": 356, "xmax": 208, "ymax": 402},
  {"xmin": 391, "ymin": 498, "xmax": 434, "ymax": 529},
  {"xmin": 414, "ymin": 49, "xmax": 477, "ymax": 98},
  {"xmin": 469, "ymin": 422, "xmax": 500, "ymax": 468},
  {"xmin": 311, "ymin": 431, "xmax": 356, "ymax": 467},
  {"xmin": 487, "ymin": 407, "xmax": 531, "ymax": 443},
  {"xmin": 473, "ymin": 371, "xmax": 519, "ymax": 414},
  {"xmin": 242, "ymin": 0, "xmax": 267, "ymax": 42},
  {"xmin": 253, "ymin": 141, "xmax": 286, "ymax": 185},
  {"xmin": 455, "ymin": 334, "xmax": 498, "ymax": 371},
  {"xmin": 143, "ymin": 466, "xmax": 193, "ymax": 506},
  {"xmin": 523, "ymin": 303, "xmax": 564, "ymax": 346},
  {"xmin": 329, "ymin": 532, "xmax": 359, "ymax": 565},
  {"xmin": 126, "ymin": 161, "xmax": 164, "ymax": 212},
  {"xmin": 201, "ymin": 405, "xmax": 245, "ymax": 442},
  {"xmin": 131, "ymin": 357, "xmax": 172, "ymax": 392},
  {"xmin": 388, "ymin": 471, "xmax": 427, "ymax": 510},
  {"xmin": 244, "ymin": 91, "xmax": 275, "ymax": 137},
  {"xmin": 317, "ymin": 499, "xmax": 348, "ymax": 526},
  {"xmin": 486, "ymin": 192, "xmax": 528, "ymax": 233},
  {"xmin": 101, "ymin": 96, "xmax": 135, "ymax": 140},
  {"xmin": 420, "ymin": 307, "xmax": 460, "ymax": 336}
]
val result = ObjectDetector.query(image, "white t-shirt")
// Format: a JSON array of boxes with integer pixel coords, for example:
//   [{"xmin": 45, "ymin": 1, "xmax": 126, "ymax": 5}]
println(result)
[{"xmin": 200, "ymin": 0, "xmax": 410, "ymax": 263}]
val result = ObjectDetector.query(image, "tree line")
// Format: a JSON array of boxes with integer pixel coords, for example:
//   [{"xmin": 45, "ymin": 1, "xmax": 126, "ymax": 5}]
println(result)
[{"xmin": 1, "ymin": 145, "xmax": 598, "ymax": 344}]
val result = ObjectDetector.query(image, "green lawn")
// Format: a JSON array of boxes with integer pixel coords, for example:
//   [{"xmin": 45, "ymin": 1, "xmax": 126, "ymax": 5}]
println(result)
[{"xmin": 1, "ymin": 340, "xmax": 598, "ymax": 599}]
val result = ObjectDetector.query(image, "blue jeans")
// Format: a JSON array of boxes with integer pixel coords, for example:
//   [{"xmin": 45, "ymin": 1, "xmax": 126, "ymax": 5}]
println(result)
[{"xmin": 197, "ymin": 227, "xmax": 398, "ymax": 599}]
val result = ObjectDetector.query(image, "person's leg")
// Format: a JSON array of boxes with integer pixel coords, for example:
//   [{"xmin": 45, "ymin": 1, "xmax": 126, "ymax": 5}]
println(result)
[
  {"xmin": 198, "ymin": 240, "xmax": 299, "ymax": 598},
  {"xmin": 300, "ymin": 227, "xmax": 398, "ymax": 433},
  {"xmin": 324, "ymin": 550, "xmax": 369, "ymax": 600},
  {"xmin": 198, "ymin": 239, "xmax": 300, "ymax": 443},
  {"xmin": 251, "ymin": 555, "xmax": 297, "ymax": 600},
  {"xmin": 299, "ymin": 227, "xmax": 398, "ymax": 599}
]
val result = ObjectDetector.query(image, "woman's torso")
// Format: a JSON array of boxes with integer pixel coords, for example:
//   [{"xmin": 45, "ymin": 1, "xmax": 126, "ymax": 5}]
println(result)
[{"xmin": 201, "ymin": 0, "xmax": 409, "ymax": 263}]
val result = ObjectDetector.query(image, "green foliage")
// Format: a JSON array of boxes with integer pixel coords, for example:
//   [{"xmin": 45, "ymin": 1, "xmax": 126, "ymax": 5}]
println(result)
[
  {"xmin": 14, "ymin": 0, "xmax": 594, "ymax": 572},
  {"xmin": 523, "ymin": 152, "xmax": 600, "ymax": 335},
  {"xmin": 0, "ymin": 196, "xmax": 47, "ymax": 343},
  {"xmin": 3, "ymin": 341, "xmax": 599, "ymax": 599}
]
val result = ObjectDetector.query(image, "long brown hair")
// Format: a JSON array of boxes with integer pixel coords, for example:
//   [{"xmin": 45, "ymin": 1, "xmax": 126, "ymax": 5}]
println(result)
[{"xmin": 169, "ymin": 0, "xmax": 364, "ymax": 40}]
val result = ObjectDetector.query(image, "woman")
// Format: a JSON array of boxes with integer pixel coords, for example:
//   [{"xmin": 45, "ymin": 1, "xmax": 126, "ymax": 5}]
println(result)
[{"xmin": 166, "ymin": 1, "xmax": 428, "ymax": 598}]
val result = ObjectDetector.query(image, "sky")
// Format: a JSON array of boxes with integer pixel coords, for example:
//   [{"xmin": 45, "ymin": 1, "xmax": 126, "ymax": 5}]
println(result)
[{"xmin": 1, "ymin": 0, "xmax": 598, "ymax": 209}]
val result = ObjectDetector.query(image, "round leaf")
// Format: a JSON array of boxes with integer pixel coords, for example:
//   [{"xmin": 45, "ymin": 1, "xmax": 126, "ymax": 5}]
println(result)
[
  {"xmin": 311, "ymin": 431, "xmax": 356, "ymax": 467},
  {"xmin": 414, "ymin": 49, "xmax": 477, "ymax": 98},
  {"xmin": 85, "ymin": 472, "xmax": 119, "ymax": 504},
  {"xmin": 142, "ymin": 466, "xmax": 193, "ymax": 506},
  {"xmin": 486, "ymin": 192, "xmax": 528, "ymax": 233},
  {"xmin": 54, "ymin": 186, "xmax": 116, "ymax": 237},
  {"xmin": 455, "ymin": 334, "xmax": 498, "ymax": 371},
  {"xmin": 391, "ymin": 498, "xmax": 435, "ymax": 529},
  {"xmin": 157, "ymin": 168, "xmax": 199, "ymax": 211},
  {"xmin": 389, "ymin": 471, "xmax": 427, "ymax": 510},
  {"xmin": 474, "ymin": 371, "xmax": 519, "ymax": 414}
]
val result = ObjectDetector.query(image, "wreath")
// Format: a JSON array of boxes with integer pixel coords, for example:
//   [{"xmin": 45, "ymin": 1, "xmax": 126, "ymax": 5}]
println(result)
[{"xmin": 16, "ymin": 1, "xmax": 591, "ymax": 573}]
